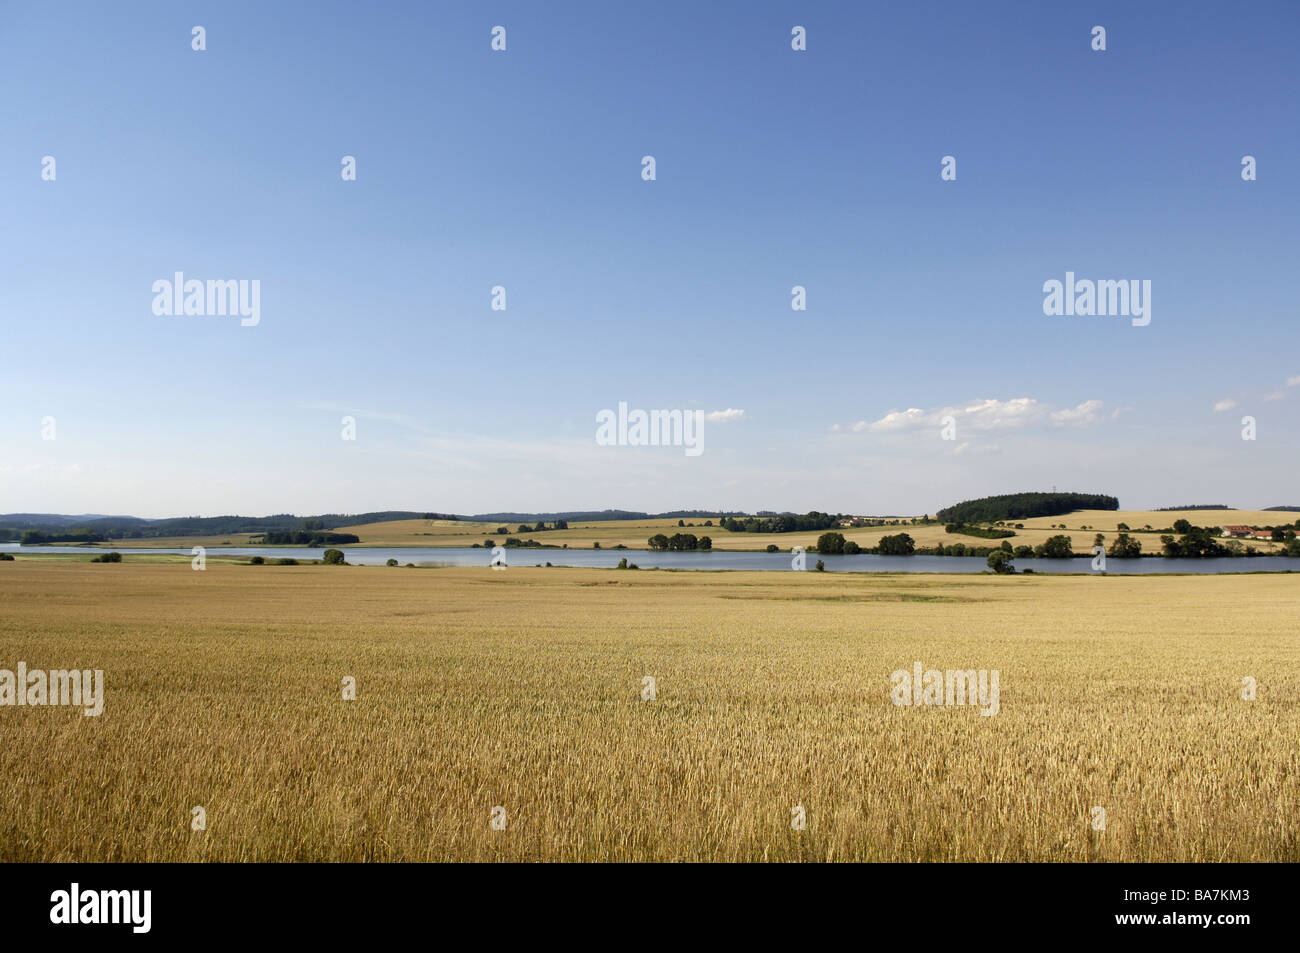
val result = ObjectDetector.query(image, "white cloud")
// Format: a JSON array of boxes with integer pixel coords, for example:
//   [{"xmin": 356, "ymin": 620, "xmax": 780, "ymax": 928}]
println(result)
[
  {"xmin": 1288, "ymin": 375, "xmax": 1300, "ymax": 387},
  {"xmin": 1214, "ymin": 398, "xmax": 1236, "ymax": 412},
  {"xmin": 1050, "ymin": 399, "xmax": 1104, "ymax": 427},
  {"xmin": 848, "ymin": 397, "xmax": 1106, "ymax": 435},
  {"xmin": 705, "ymin": 408, "xmax": 746, "ymax": 423}
]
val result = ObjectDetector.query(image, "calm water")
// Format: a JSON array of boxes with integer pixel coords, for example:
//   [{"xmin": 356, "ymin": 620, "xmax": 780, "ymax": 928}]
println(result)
[{"xmin": 2, "ymin": 542, "xmax": 1297, "ymax": 574}]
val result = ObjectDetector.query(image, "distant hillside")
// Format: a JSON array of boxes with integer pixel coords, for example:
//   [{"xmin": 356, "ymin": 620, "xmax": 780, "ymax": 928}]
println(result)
[
  {"xmin": 936, "ymin": 492, "xmax": 1119, "ymax": 524},
  {"xmin": 1264, "ymin": 505, "xmax": 1300, "ymax": 512},
  {"xmin": 1155, "ymin": 504, "xmax": 1230, "ymax": 511},
  {"xmin": 0, "ymin": 511, "xmax": 460, "ymax": 541}
]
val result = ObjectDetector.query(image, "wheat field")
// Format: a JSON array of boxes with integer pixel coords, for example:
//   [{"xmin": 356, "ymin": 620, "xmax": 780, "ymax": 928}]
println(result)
[{"xmin": 0, "ymin": 560, "xmax": 1296, "ymax": 862}]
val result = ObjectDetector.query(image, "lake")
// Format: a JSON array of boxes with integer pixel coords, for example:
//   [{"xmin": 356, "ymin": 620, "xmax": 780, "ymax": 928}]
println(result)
[{"xmin": 2, "ymin": 543, "xmax": 1297, "ymax": 574}]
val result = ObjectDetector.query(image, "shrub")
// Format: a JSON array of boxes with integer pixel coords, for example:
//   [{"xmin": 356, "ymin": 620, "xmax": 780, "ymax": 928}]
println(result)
[
  {"xmin": 815, "ymin": 559, "xmax": 825, "ymax": 571},
  {"xmin": 249, "ymin": 556, "xmax": 265, "ymax": 565},
  {"xmin": 1107, "ymin": 533, "xmax": 1142, "ymax": 559},
  {"xmin": 0, "ymin": 553, "xmax": 13, "ymax": 561},
  {"xmin": 617, "ymin": 557, "xmax": 628, "ymax": 569},
  {"xmin": 91, "ymin": 552, "xmax": 122, "ymax": 563},
  {"xmin": 765, "ymin": 544, "xmax": 779, "ymax": 553},
  {"xmin": 1036, "ymin": 535, "xmax": 1074, "ymax": 559},
  {"xmin": 322, "ymin": 549, "xmax": 346, "ymax": 565},
  {"xmin": 986, "ymin": 551, "xmax": 1015, "ymax": 574},
  {"xmin": 877, "ymin": 533, "xmax": 916, "ymax": 556},
  {"xmin": 816, "ymin": 532, "xmax": 846, "ymax": 554},
  {"xmin": 274, "ymin": 558, "xmax": 298, "ymax": 566},
  {"xmin": 843, "ymin": 540, "xmax": 861, "ymax": 554},
  {"xmin": 386, "ymin": 558, "xmax": 399, "ymax": 567}
]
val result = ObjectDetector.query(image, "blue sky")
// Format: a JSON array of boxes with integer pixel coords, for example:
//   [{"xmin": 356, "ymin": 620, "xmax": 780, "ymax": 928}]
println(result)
[{"xmin": 3, "ymin": 1, "xmax": 1298, "ymax": 517}]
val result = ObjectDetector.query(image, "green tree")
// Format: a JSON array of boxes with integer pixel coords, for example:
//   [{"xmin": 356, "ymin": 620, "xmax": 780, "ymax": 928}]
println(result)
[
  {"xmin": 986, "ymin": 550, "xmax": 1014, "ymax": 574},
  {"xmin": 1037, "ymin": 535, "xmax": 1074, "ymax": 559},
  {"xmin": 877, "ymin": 533, "xmax": 915, "ymax": 556},
  {"xmin": 322, "ymin": 548, "xmax": 346, "ymax": 565},
  {"xmin": 1108, "ymin": 533, "xmax": 1142, "ymax": 559},
  {"xmin": 816, "ymin": 531, "xmax": 846, "ymax": 554}
]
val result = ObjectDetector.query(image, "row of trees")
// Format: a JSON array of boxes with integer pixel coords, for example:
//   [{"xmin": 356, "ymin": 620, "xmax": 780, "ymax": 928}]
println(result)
[
  {"xmin": 721, "ymin": 512, "xmax": 840, "ymax": 534},
  {"xmin": 647, "ymin": 533, "xmax": 713, "ymax": 551},
  {"xmin": 508, "ymin": 520, "xmax": 568, "ymax": 533},
  {"xmin": 259, "ymin": 531, "xmax": 360, "ymax": 546},
  {"xmin": 937, "ymin": 492, "xmax": 1119, "ymax": 523}
]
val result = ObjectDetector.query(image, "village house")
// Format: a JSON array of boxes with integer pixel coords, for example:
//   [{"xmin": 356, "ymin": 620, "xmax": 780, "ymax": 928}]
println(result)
[{"xmin": 1221, "ymin": 525, "xmax": 1254, "ymax": 538}]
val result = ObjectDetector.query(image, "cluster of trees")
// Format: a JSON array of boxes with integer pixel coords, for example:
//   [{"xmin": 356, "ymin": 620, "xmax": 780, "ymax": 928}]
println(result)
[
  {"xmin": 876, "ymin": 533, "xmax": 916, "ymax": 556},
  {"xmin": 720, "ymin": 512, "xmax": 839, "ymax": 534},
  {"xmin": 1160, "ymin": 529, "xmax": 1229, "ymax": 558},
  {"xmin": 937, "ymin": 492, "xmax": 1118, "ymax": 524},
  {"xmin": 515, "ymin": 520, "xmax": 568, "ymax": 532},
  {"xmin": 944, "ymin": 523, "xmax": 1015, "ymax": 539},
  {"xmin": 814, "ymin": 531, "xmax": 914, "ymax": 556},
  {"xmin": 647, "ymin": 533, "xmax": 713, "ymax": 551},
  {"xmin": 259, "ymin": 531, "xmax": 360, "ymax": 546},
  {"xmin": 814, "ymin": 532, "xmax": 860, "ymax": 554},
  {"xmin": 1108, "ymin": 533, "xmax": 1143, "ymax": 558},
  {"xmin": 19, "ymin": 530, "xmax": 106, "ymax": 544}
]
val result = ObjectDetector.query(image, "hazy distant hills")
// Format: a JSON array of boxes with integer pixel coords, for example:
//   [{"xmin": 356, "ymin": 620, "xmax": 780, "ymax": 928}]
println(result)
[{"xmin": 0, "ymin": 509, "xmax": 744, "ymax": 538}]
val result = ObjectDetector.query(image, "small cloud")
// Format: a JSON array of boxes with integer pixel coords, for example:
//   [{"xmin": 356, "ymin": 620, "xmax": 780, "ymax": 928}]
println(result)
[
  {"xmin": 1214, "ymin": 398, "xmax": 1237, "ymax": 412},
  {"xmin": 705, "ymin": 408, "xmax": 745, "ymax": 423},
  {"xmin": 865, "ymin": 408, "xmax": 927, "ymax": 432},
  {"xmin": 1287, "ymin": 375, "xmax": 1300, "ymax": 387},
  {"xmin": 1050, "ymin": 400, "xmax": 1104, "ymax": 427}
]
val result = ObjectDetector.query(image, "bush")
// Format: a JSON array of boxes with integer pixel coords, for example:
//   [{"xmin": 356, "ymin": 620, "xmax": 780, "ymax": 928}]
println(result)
[
  {"xmin": 815, "ymin": 559, "xmax": 825, "ymax": 572},
  {"xmin": 322, "ymin": 549, "xmax": 346, "ymax": 565},
  {"xmin": 1107, "ymin": 533, "xmax": 1142, "ymax": 559},
  {"xmin": 617, "ymin": 557, "xmax": 628, "ymax": 569},
  {"xmin": 0, "ymin": 553, "xmax": 13, "ymax": 561},
  {"xmin": 274, "ymin": 558, "xmax": 298, "ymax": 566},
  {"xmin": 877, "ymin": 533, "xmax": 915, "ymax": 556},
  {"xmin": 91, "ymin": 552, "xmax": 122, "ymax": 563},
  {"xmin": 249, "ymin": 556, "xmax": 265, "ymax": 565},
  {"xmin": 986, "ymin": 550, "xmax": 1015, "ymax": 574},
  {"xmin": 386, "ymin": 558, "xmax": 399, "ymax": 567},
  {"xmin": 843, "ymin": 540, "xmax": 861, "ymax": 554},
  {"xmin": 1036, "ymin": 535, "xmax": 1074, "ymax": 559},
  {"xmin": 765, "ymin": 544, "xmax": 779, "ymax": 553},
  {"xmin": 816, "ymin": 532, "xmax": 846, "ymax": 554}
]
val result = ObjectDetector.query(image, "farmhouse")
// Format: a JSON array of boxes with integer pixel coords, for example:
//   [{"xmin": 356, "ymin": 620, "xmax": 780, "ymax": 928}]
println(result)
[{"xmin": 1221, "ymin": 525, "xmax": 1253, "ymax": 538}]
